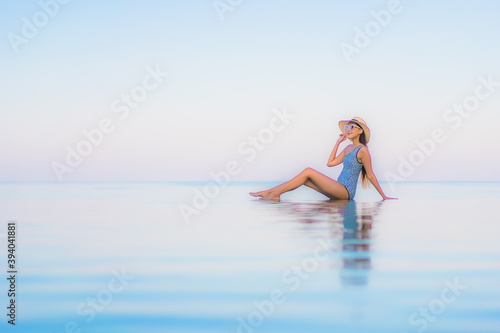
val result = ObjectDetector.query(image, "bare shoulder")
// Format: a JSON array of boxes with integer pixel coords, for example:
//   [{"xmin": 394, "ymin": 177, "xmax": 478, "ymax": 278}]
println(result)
[
  {"xmin": 357, "ymin": 145, "xmax": 370, "ymax": 161},
  {"xmin": 344, "ymin": 144, "xmax": 353, "ymax": 154}
]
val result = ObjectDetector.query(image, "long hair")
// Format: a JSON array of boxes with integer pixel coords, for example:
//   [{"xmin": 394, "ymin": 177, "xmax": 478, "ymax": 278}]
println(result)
[{"xmin": 358, "ymin": 131, "xmax": 369, "ymax": 188}]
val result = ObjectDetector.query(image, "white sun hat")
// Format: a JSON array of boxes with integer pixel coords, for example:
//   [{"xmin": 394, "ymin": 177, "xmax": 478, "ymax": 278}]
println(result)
[{"xmin": 338, "ymin": 117, "xmax": 371, "ymax": 143}]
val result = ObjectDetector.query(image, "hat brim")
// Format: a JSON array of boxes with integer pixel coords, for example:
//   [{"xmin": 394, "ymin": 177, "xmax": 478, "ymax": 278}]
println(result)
[{"xmin": 338, "ymin": 119, "xmax": 370, "ymax": 143}]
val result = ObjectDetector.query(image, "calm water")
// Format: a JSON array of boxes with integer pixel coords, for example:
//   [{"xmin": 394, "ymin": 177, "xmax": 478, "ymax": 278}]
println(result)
[{"xmin": 0, "ymin": 182, "xmax": 499, "ymax": 333}]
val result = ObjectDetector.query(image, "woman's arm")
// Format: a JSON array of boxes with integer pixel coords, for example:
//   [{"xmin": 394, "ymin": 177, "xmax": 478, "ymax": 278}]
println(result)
[
  {"xmin": 327, "ymin": 134, "xmax": 348, "ymax": 167},
  {"xmin": 358, "ymin": 147, "xmax": 397, "ymax": 200}
]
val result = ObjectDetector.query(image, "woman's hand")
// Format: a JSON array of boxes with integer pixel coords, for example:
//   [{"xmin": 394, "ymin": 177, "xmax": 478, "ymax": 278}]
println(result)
[
  {"xmin": 336, "ymin": 133, "xmax": 346, "ymax": 144},
  {"xmin": 382, "ymin": 196, "xmax": 398, "ymax": 200}
]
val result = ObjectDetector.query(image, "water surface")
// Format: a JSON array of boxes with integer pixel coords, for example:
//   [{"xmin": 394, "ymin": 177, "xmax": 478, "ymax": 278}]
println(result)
[{"xmin": 0, "ymin": 182, "xmax": 499, "ymax": 332}]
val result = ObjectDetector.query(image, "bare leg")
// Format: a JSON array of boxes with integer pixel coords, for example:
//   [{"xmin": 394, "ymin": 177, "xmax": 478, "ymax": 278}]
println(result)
[
  {"xmin": 249, "ymin": 189, "xmax": 273, "ymax": 198},
  {"xmin": 261, "ymin": 167, "xmax": 349, "ymax": 201},
  {"xmin": 250, "ymin": 169, "xmax": 338, "ymax": 198},
  {"xmin": 250, "ymin": 171, "xmax": 327, "ymax": 198},
  {"xmin": 303, "ymin": 179, "xmax": 336, "ymax": 199},
  {"xmin": 249, "ymin": 182, "xmax": 287, "ymax": 198},
  {"xmin": 249, "ymin": 173, "xmax": 318, "ymax": 197}
]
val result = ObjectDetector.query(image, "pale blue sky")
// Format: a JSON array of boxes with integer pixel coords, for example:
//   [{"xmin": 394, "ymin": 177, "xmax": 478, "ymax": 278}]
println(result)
[{"xmin": 1, "ymin": 0, "xmax": 499, "ymax": 182}]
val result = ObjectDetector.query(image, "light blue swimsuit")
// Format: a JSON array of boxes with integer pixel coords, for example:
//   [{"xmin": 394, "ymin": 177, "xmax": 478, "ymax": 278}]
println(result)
[{"xmin": 337, "ymin": 145, "xmax": 365, "ymax": 200}]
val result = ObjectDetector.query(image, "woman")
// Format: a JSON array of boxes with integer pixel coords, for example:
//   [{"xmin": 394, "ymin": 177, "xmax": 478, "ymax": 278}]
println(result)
[{"xmin": 249, "ymin": 117, "xmax": 396, "ymax": 201}]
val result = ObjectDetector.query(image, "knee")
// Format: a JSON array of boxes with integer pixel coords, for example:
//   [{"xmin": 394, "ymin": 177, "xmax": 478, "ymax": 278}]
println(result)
[{"xmin": 301, "ymin": 167, "xmax": 314, "ymax": 175}]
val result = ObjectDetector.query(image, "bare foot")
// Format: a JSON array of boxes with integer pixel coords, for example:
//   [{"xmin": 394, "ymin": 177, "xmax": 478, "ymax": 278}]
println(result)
[
  {"xmin": 249, "ymin": 190, "xmax": 270, "ymax": 198},
  {"xmin": 261, "ymin": 192, "xmax": 281, "ymax": 201}
]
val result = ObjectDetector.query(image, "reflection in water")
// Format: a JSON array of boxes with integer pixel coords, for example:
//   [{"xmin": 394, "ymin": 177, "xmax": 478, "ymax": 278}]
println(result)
[
  {"xmin": 266, "ymin": 200, "xmax": 383, "ymax": 286},
  {"xmin": 340, "ymin": 201, "xmax": 377, "ymax": 286}
]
